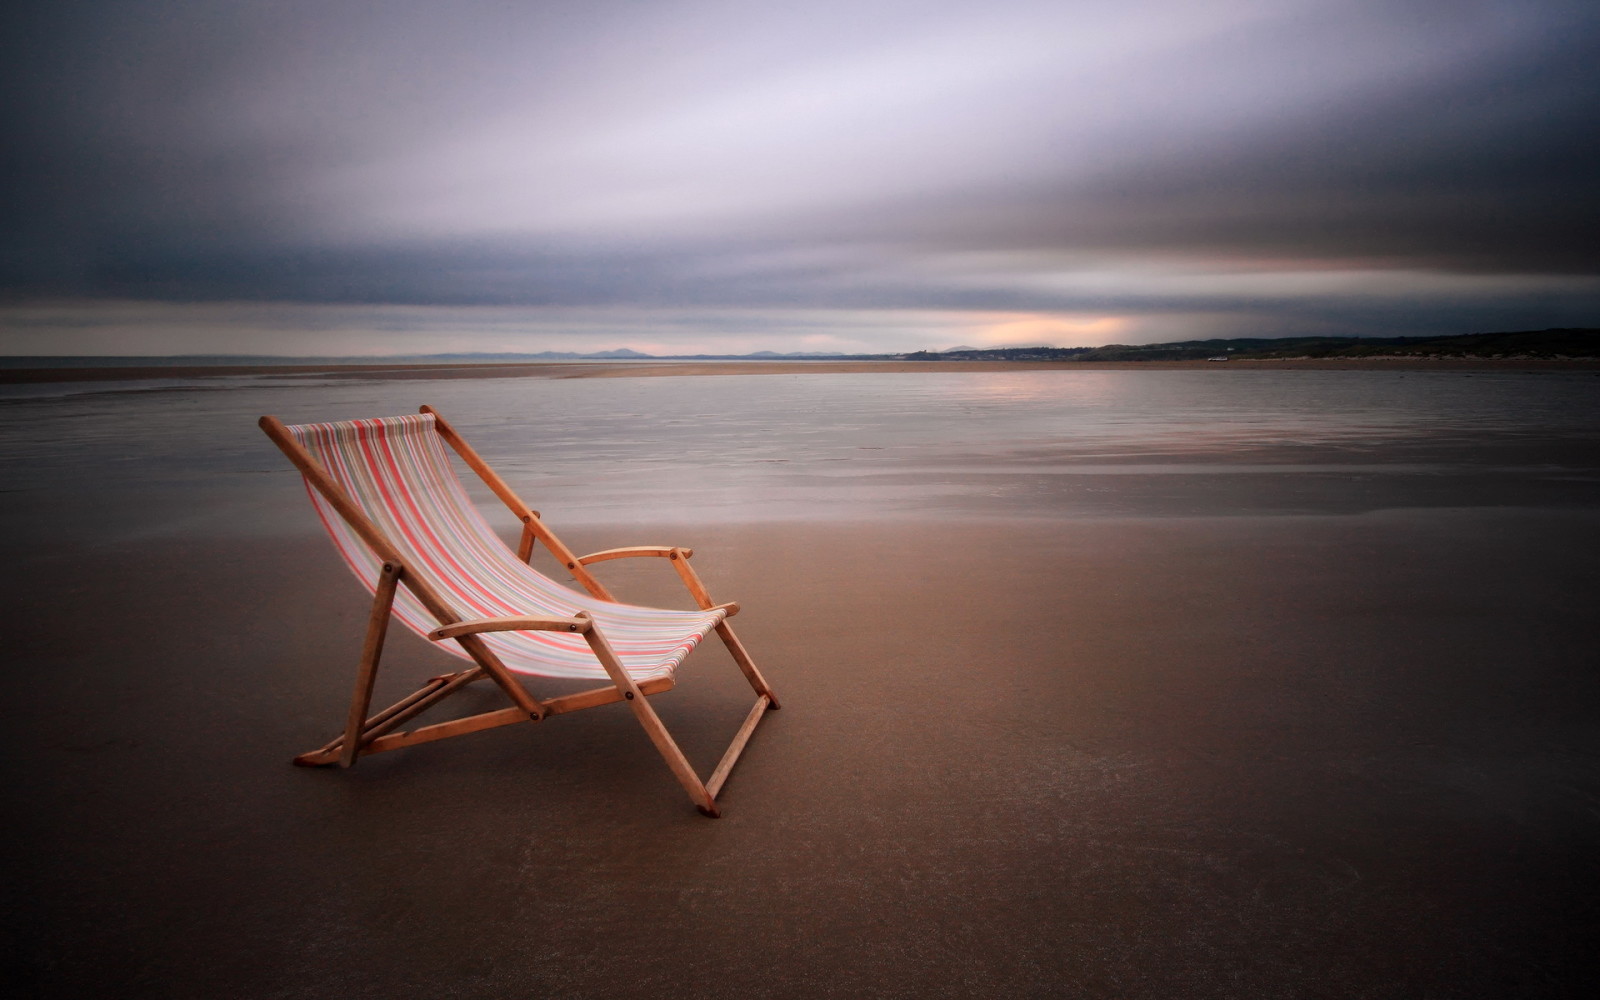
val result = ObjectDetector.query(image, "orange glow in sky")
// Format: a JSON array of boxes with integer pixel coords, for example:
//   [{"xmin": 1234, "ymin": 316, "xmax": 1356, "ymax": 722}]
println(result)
[{"xmin": 973, "ymin": 315, "xmax": 1132, "ymax": 348}]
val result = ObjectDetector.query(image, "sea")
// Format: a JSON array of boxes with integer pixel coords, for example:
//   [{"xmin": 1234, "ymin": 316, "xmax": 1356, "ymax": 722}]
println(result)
[{"xmin": 2, "ymin": 366, "xmax": 1598, "ymax": 542}]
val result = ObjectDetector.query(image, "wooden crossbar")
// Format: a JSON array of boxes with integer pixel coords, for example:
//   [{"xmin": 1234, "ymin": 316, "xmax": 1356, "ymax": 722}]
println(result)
[
  {"xmin": 353, "ymin": 676, "xmax": 679, "ymax": 758},
  {"xmin": 295, "ymin": 667, "xmax": 486, "ymax": 766}
]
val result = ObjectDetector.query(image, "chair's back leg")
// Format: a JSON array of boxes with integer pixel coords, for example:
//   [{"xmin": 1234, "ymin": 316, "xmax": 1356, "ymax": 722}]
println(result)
[
  {"xmin": 715, "ymin": 621, "xmax": 781, "ymax": 710},
  {"xmin": 341, "ymin": 562, "xmax": 403, "ymax": 767}
]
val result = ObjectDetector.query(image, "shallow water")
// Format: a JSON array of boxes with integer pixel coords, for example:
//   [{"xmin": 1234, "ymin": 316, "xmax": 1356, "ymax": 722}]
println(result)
[{"xmin": 2, "ymin": 368, "xmax": 1597, "ymax": 539}]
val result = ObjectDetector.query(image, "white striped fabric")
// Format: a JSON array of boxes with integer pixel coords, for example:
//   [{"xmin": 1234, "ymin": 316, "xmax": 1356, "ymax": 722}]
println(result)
[{"xmin": 285, "ymin": 413, "xmax": 725, "ymax": 681}]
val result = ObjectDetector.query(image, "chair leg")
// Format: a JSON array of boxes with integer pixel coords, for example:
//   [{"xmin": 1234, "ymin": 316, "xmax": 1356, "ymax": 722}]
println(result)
[
  {"xmin": 715, "ymin": 621, "xmax": 781, "ymax": 710},
  {"xmin": 296, "ymin": 668, "xmax": 484, "ymax": 766},
  {"xmin": 705, "ymin": 694, "xmax": 771, "ymax": 800},
  {"xmin": 340, "ymin": 562, "xmax": 402, "ymax": 767},
  {"xmin": 628, "ymin": 682, "xmax": 724, "ymax": 818},
  {"xmin": 580, "ymin": 620, "xmax": 721, "ymax": 816},
  {"xmin": 299, "ymin": 590, "xmax": 775, "ymax": 815}
]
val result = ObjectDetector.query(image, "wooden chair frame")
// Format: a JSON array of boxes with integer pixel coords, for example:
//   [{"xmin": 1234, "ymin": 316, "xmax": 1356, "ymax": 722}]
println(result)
[{"xmin": 260, "ymin": 405, "xmax": 779, "ymax": 817}]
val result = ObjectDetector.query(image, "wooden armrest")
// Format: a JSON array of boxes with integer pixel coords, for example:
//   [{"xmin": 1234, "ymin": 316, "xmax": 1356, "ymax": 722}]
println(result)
[
  {"xmin": 573, "ymin": 545, "xmax": 722, "ymax": 611},
  {"xmin": 429, "ymin": 615, "xmax": 590, "ymax": 641},
  {"xmin": 576, "ymin": 546, "xmax": 693, "ymax": 565}
]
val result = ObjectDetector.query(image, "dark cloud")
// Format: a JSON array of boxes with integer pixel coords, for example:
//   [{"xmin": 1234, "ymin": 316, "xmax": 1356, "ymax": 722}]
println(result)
[
  {"xmin": 1071, "ymin": 32, "xmax": 1600, "ymax": 271},
  {"xmin": 2, "ymin": 0, "xmax": 1598, "ymax": 348}
]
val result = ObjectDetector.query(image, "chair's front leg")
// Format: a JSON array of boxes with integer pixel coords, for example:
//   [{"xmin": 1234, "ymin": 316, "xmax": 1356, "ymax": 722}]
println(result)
[{"xmin": 576, "ymin": 613, "xmax": 721, "ymax": 817}]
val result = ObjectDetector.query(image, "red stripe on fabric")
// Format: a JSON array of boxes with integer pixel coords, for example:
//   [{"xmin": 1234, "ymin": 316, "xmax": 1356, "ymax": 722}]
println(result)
[{"xmin": 360, "ymin": 418, "xmax": 502, "ymax": 621}]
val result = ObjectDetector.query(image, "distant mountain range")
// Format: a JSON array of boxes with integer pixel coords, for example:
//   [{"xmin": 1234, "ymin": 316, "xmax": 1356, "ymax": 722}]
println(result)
[
  {"xmin": 4, "ymin": 328, "xmax": 1595, "ymax": 369},
  {"xmin": 410, "ymin": 348, "xmax": 850, "ymax": 361},
  {"xmin": 0, "ymin": 348, "xmax": 854, "ymax": 367}
]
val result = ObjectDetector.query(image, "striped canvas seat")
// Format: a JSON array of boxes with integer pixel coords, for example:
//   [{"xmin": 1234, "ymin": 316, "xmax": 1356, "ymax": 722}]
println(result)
[{"xmin": 285, "ymin": 413, "xmax": 724, "ymax": 682}]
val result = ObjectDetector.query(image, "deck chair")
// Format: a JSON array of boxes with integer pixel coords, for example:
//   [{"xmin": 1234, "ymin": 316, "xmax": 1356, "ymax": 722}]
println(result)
[{"xmin": 259, "ymin": 405, "xmax": 779, "ymax": 816}]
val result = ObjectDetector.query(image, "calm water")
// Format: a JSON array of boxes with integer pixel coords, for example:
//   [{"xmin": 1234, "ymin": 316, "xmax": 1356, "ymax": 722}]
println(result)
[{"xmin": 2, "ymin": 368, "xmax": 1598, "ymax": 539}]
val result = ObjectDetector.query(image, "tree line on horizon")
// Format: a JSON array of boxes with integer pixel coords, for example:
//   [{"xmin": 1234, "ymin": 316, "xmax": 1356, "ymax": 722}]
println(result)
[{"xmin": 900, "ymin": 328, "xmax": 1600, "ymax": 362}]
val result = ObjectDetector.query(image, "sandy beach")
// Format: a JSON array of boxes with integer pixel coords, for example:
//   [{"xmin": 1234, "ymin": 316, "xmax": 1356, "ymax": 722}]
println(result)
[
  {"xmin": 5, "ymin": 514, "xmax": 1599, "ymax": 996},
  {"xmin": 3, "ymin": 368, "xmax": 1599, "ymax": 997}
]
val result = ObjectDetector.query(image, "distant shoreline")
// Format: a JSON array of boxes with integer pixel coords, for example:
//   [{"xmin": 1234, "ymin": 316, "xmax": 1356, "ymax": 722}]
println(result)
[{"xmin": 3, "ymin": 356, "xmax": 1598, "ymax": 384}]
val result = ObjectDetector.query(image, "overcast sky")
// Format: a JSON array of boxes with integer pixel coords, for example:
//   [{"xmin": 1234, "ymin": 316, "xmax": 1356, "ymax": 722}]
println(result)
[{"xmin": 3, "ymin": 0, "xmax": 1598, "ymax": 356}]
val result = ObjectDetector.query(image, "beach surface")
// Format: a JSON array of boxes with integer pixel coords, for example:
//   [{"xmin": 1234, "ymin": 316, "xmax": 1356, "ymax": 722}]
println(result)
[{"xmin": 3, "ymin": 367, "xmax": 1598, "ymax": 997}]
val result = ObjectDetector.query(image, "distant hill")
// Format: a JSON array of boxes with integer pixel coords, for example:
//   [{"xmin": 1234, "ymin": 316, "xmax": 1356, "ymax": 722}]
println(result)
[
  {"xmin": 0, "ymin": 348, "xmax": 849, "ymax": 367},
  {"xmin": 900, "ymin": 346, "xmax": 1091, "ymax": 361},
  {"xmin": 902, "ymin": 328, "xmax": 1600, "ymax": 362}
]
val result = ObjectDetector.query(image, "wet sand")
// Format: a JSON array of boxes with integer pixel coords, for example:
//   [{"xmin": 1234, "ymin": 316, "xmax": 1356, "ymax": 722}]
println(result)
[
  {"xmin": 4, "ymin": 509, "xmax": 1599, "ymax": 997},
  {"xmin": 4, "ymin": 356, "xmax": 1598, "ymax": 383}
]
